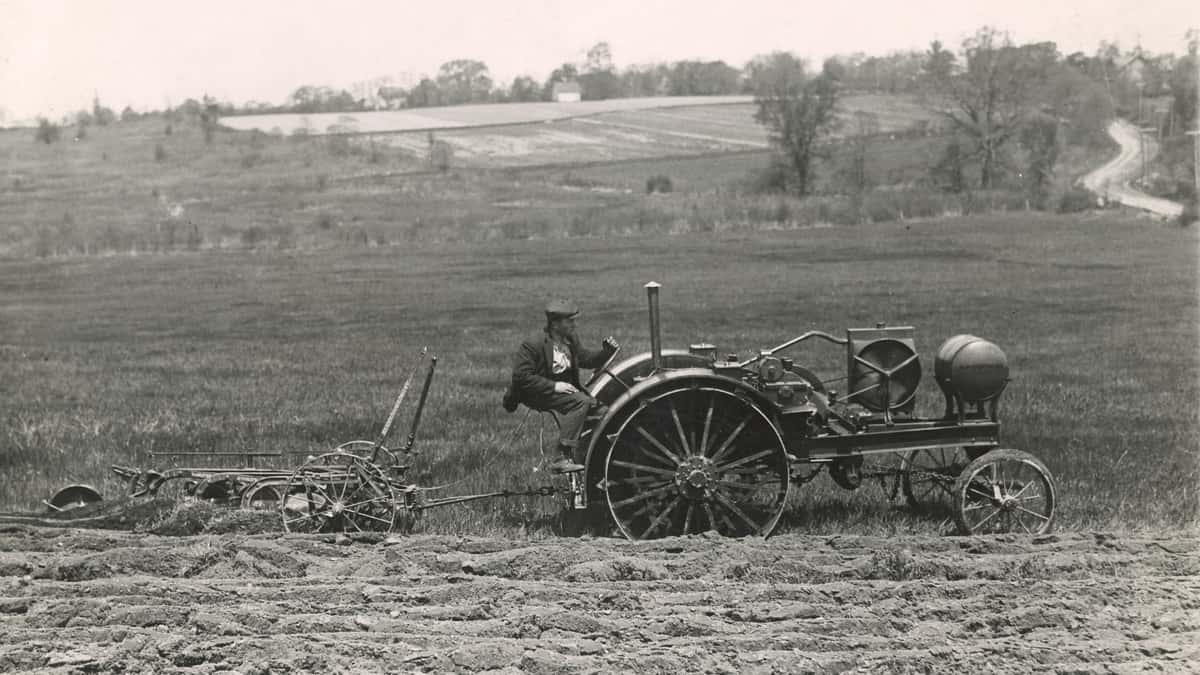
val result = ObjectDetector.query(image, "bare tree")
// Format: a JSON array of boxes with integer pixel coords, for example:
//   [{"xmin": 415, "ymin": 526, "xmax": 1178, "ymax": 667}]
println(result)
[
  {"xmin": 749, "ymin": 53, "xmax": 842, "ymax": 196},
  {"xmin": 923, "ymin": 28, "xmax": 1054, "ymax": 189}
]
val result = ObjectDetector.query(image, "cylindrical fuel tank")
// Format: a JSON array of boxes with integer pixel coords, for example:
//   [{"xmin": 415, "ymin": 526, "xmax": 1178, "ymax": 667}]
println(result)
[{"xmin": 934, "ymin": 335, "xmax": 1009, "ymax": 402}]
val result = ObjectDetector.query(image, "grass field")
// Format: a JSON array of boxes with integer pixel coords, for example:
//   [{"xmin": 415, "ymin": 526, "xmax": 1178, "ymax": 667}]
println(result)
[
  {"xmin": 2, "ymin": 212, "xmax": 1196, "ymax": 536},
  {"xmin": 0, "ymin": 95, "xmax": 962, "ymax": 260}
]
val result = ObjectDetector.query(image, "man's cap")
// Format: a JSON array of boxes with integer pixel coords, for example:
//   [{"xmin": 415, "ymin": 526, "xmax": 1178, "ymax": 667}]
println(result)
[{"xmin": 545, "ymin": 299, "xmax": 580, "ymax": 320}]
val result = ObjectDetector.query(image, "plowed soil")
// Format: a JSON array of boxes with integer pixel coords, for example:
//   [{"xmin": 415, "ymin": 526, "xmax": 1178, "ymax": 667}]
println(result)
[{"xmin": 1, "ymin": 526, "xmax": 1197, "ymax": 674}]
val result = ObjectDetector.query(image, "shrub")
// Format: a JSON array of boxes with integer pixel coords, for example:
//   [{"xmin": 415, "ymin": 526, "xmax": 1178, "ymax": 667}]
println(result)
[
  {"xmin": 646, "ymin": 174, "xmax": 674, "ymax": 194},
  {"xmin": 154, "ymin": 144, "xmax": 167, "ymax": 162},
  {"xmin": 1058, "ymin": 186, "xmax": 1095, "ymax": 213},
  {"xmin": 240, "ymin": 226, "xmax": 265, "ymax": 246},
  {"xmin": 34, "ymin": 118, "xmax": 61, "ymax": 144},
  {"xmin": 747, "ymin": 162, "xmax": 789, "ymax": 193},
  {"xmin": 559, "ymin": 172, "xmax": 599, "ymax": 189},
  {"xmin": 1179, "ymin": 200, "xmax": 1198, "ymax": 228},
  {"xmin": 185, "ymin": 224, "xmax": 203, "ymax": 250},
  {"xmin": 314, "ymin": 212, "xmax": 336, "ymax": 230},
  {"xmin": 326, "ymin": 135, "xmax": 353, "ymax": 158}
]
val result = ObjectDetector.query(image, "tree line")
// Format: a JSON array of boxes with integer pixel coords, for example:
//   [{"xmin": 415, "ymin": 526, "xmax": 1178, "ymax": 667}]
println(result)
[{"xmin": 751, "ymin": 27, "xmax": 1198, "ymax": 207}]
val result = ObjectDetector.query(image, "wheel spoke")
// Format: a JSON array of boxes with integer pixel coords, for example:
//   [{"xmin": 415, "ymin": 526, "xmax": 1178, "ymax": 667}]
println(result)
[
  {"xmin": 1008, "ymin": 479, "xmax": 1037, "ymax": 501},
  {"xmin": 698, "ymin": 397, "xmax": 715, "ymax": 458},
  {"xmin": 633, "ymin": 440, "xmax": 680, "ymax": 469},
  {"xmin": 711, "ymin": 489, "xmax": 765, "ymax": 535},
  {"xmin": 641, "ymin": 496, "xmax": 684, "ymax": 539},
  {"xmin": 966, "ymin": 485, "xmax": 994, "ymax": 502},
  {"xmin": 636, "ymin": 426, "xmax": 683, "ymax": 465},
  {"xmin": 612, "ymin": 482, "xmax": 678, "ymax": 508},
  {"xmin": 715, "ymin": 448, "xmax": 775, "ymax": 473},
  {"xmin": 340, "ymin": 495, "xmax": 395, "ymax": 511},
  {"xmin": 683, "ymin": 503, "xmax": 695, "ymax": 535},
  {"xmin": 969, "ymin": 505, "xmax": 1002, "ymax": 532},
  {"xmin": 708, "ymin": 414, "xmax": 751, "ymax": 463},
  {"xmin": 1013, "ymin": 504, "xmax": 1051, "ymax": 521},
  {"xmin": 608, "ymin": 475, "xmax": 672, "ymax": 488},
  {"xmin": 284, "ymin": 511, "xmax": 330, "ymax": 526},
  {"xmin": 668, "ymin": 401, "xmax": 692, "ymax": 457},
  {"xmin": 611, "ymin": 460, "xmax": 679, "ymax": 478},
  {"xmin": 348, "ymin": 510, "xmax": 395, "ymax": 526}
]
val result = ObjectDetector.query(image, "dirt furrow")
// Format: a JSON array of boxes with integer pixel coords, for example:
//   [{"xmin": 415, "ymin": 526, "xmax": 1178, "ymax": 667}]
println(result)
[{"xmin": 1, "ymin": 526, "xmax": 1197, "ymax": 673}]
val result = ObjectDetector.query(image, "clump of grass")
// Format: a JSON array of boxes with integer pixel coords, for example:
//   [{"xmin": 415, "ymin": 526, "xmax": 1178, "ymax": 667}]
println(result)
[{"xmin": 646, "ymin": 174, "xmax": 673, "ymax": 194}]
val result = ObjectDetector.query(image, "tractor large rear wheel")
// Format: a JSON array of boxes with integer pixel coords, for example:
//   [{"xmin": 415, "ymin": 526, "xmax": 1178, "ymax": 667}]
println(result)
[{"xmin": 604, "ymin": 383, "xmax": 790, "ymax": 540}]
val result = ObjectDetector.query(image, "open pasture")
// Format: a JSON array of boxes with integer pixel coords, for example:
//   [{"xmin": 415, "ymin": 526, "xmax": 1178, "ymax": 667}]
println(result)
[
  {"xmin": 0, "ymin": 97, "xmax": 949, "ymax": 259},
  {"xmin": 367, "ymin": 94, "xmax": 935, "ymax": 169},
  {"xmin": 1, "ymin": 212, "xmax": 1195, "ymax": 536}
]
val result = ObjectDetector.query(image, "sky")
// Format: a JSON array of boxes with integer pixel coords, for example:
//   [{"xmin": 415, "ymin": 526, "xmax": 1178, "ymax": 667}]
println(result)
[{"xmin": 0, "ymin": 0, "xmax": 1196, "ymax": 122}]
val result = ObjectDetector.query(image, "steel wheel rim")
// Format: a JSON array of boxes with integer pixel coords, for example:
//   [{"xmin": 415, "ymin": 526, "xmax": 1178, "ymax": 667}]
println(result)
[
  {"xmin": 605, "ymin": 385, "xmax": 790, "ymax": 540},
  {"xmin": 282, "ymin": 453, "xmax": 396, "ymax": 534},
  {"xmin": 958, "ymin": 456, "xmax": 1054, "ymax": 535},
  {"xmin": 240, "ymin": 481, "xmax": 285, "ymax": 510}
]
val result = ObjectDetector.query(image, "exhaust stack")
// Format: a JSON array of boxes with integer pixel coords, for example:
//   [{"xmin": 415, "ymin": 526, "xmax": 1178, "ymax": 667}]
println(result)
[{"xmin": 646, "ymin": 282, "xmax": 662, "ymax": 371}]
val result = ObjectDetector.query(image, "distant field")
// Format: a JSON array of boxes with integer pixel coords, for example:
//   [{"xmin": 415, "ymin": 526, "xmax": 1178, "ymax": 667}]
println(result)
[
  {"xmin": 219, "ymin": 95, "xmax": 936, "ymax": 169},
  {"xmin": 0, "ymin": 94, "xmax": 952, "ymax": 258},
  {"xmin": 1, "ymin": 213, "xmax": 1196, "ymax": 536},
  {"xmin": 219, "ymin": 96, "xmax": 754, "ymax": 135},
  {"xmin": 363, "ymin": 95, "xmax": 936, "ymax": 169}
]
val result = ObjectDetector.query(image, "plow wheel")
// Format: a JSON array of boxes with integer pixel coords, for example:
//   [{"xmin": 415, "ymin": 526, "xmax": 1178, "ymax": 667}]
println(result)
[
  {"xmin": 953, "ymin": 449, "xmax": 1056, "ymax": 535},
  {"xmin": 900, "ymin": 447, "xmax": 970, "ymax": 511},
  {"xmin": 281, "ymin": 452, "xmax": 398, "ymax": 534},
  {"xmin": 605, "ymin": 384, "xmax": 790, "ymax": 540},
  {"xmin": 333, "ymin": 440, "xmax": 401, "ymax": 471},
  {"xmin": 240, "ymin": 479, "xmax": 286, "ymax": 511}
]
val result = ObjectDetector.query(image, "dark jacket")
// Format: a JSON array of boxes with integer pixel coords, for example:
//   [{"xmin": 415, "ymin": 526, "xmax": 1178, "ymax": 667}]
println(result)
[{"xmin": 503, "ymin": 332, "xmax": 614, "ymax": 412}]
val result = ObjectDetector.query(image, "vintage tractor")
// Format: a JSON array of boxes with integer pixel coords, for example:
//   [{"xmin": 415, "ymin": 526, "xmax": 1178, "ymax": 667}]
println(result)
[{"xmin": 573, "ymin": 283, "xmax": 1056, "ymax": 540}]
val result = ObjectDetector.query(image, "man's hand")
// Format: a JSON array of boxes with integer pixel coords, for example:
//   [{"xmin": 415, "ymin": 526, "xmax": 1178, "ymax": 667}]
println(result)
[
  {"xmin": 553, "ymin": 381, "xmax": 578, "ymax": 394},
  {"xmin": 602, "ymin": 336, "xmax": 620, "ymax": 352}
]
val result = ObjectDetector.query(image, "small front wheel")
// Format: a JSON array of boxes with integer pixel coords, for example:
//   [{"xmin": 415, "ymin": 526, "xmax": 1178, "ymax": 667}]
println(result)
[{"xmin": 953, "ymin": 449, "xmax": 1056, "ymax": 535}]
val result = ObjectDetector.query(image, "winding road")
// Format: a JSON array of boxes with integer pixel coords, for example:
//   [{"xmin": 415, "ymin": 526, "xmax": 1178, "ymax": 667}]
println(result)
[{"xmin": 1082, "ymin": 119, "xmax": 1184, "ymax": 218}]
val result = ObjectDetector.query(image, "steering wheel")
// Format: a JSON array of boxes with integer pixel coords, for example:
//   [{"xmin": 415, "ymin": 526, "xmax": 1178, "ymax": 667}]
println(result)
[{"xmin": 584, "ymin": 345, "xmax": 622, "ymax": 391}]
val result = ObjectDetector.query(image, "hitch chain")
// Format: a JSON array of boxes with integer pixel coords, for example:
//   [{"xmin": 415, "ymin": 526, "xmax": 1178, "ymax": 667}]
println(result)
[
  {"xmin": 797, "ymin": 460, "xmax": 958, "ymax": 501},
  {"xmin": 499, "ymin": 486, "xmax": 559, "ymax": 498}
]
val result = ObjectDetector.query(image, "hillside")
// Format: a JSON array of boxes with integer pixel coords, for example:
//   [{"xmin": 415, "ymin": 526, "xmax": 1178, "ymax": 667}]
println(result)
[
  {"xmin": 0, "ymin": 93, "xmax": 950, "ymax": 258},
  {"xmin": 218, "ymin": 94, "xmax": 936, "ymax": 169}
]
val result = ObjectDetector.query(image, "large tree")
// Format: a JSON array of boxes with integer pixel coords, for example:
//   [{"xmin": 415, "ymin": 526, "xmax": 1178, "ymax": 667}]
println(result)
[
  {"xmin": 508, "ymin": 75, "xmax": 542, "ymax": 102},
  {"xmin": 749, "ymin": 52, "xmax": 842, "ymax": 196},
  {"xmin": 436, "ymin": 59, "xmax": 492, "ymax": 105},
  {"xmin": 923, "ymin": 28, "xmax": 1056, "ymax": 189}
]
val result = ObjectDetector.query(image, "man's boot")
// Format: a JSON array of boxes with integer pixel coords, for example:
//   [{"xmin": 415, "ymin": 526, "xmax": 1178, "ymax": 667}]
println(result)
[{"xmin": 549, "ymin": 444, "xmax": 584, "ymax": 473}]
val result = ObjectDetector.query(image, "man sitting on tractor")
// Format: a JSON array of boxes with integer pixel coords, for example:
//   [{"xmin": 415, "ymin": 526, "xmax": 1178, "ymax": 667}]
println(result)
[{"xmin": 503, "ymin": 300, "xmax": 619, "ymax": 473}]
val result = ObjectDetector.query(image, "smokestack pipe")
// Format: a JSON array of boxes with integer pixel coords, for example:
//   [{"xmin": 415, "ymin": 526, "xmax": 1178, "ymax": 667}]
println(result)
[{"xmin": 646, "ymin": 282, "xmax": 662, "ymax": 371}]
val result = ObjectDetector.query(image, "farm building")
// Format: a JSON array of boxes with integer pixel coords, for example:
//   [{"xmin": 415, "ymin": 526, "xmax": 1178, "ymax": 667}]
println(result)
[{"xmin": 552, "ymin": 81, "xmax": 582, "ymax": 103}]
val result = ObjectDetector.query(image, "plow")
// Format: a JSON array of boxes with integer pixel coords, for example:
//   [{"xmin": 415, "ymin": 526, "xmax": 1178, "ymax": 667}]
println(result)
[{"xmin": 48, "ymin": 282, "xmax": 1056, "ymax": 539}]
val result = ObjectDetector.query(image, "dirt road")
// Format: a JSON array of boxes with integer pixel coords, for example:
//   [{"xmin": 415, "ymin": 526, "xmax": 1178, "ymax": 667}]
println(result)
[
  {"xmin": 1, "ymin": 526, "xmax": 1197, "ymax": 673},
  {"xmin": 1082, "ymin": 120, "xmax": 1184, "ymax": 218}
]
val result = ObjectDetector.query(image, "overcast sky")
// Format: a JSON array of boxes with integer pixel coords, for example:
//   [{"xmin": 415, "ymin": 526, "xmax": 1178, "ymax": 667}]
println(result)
[{"xmin": 0, "ymin": 0, "xmax": 1195, "ymax": 121}]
